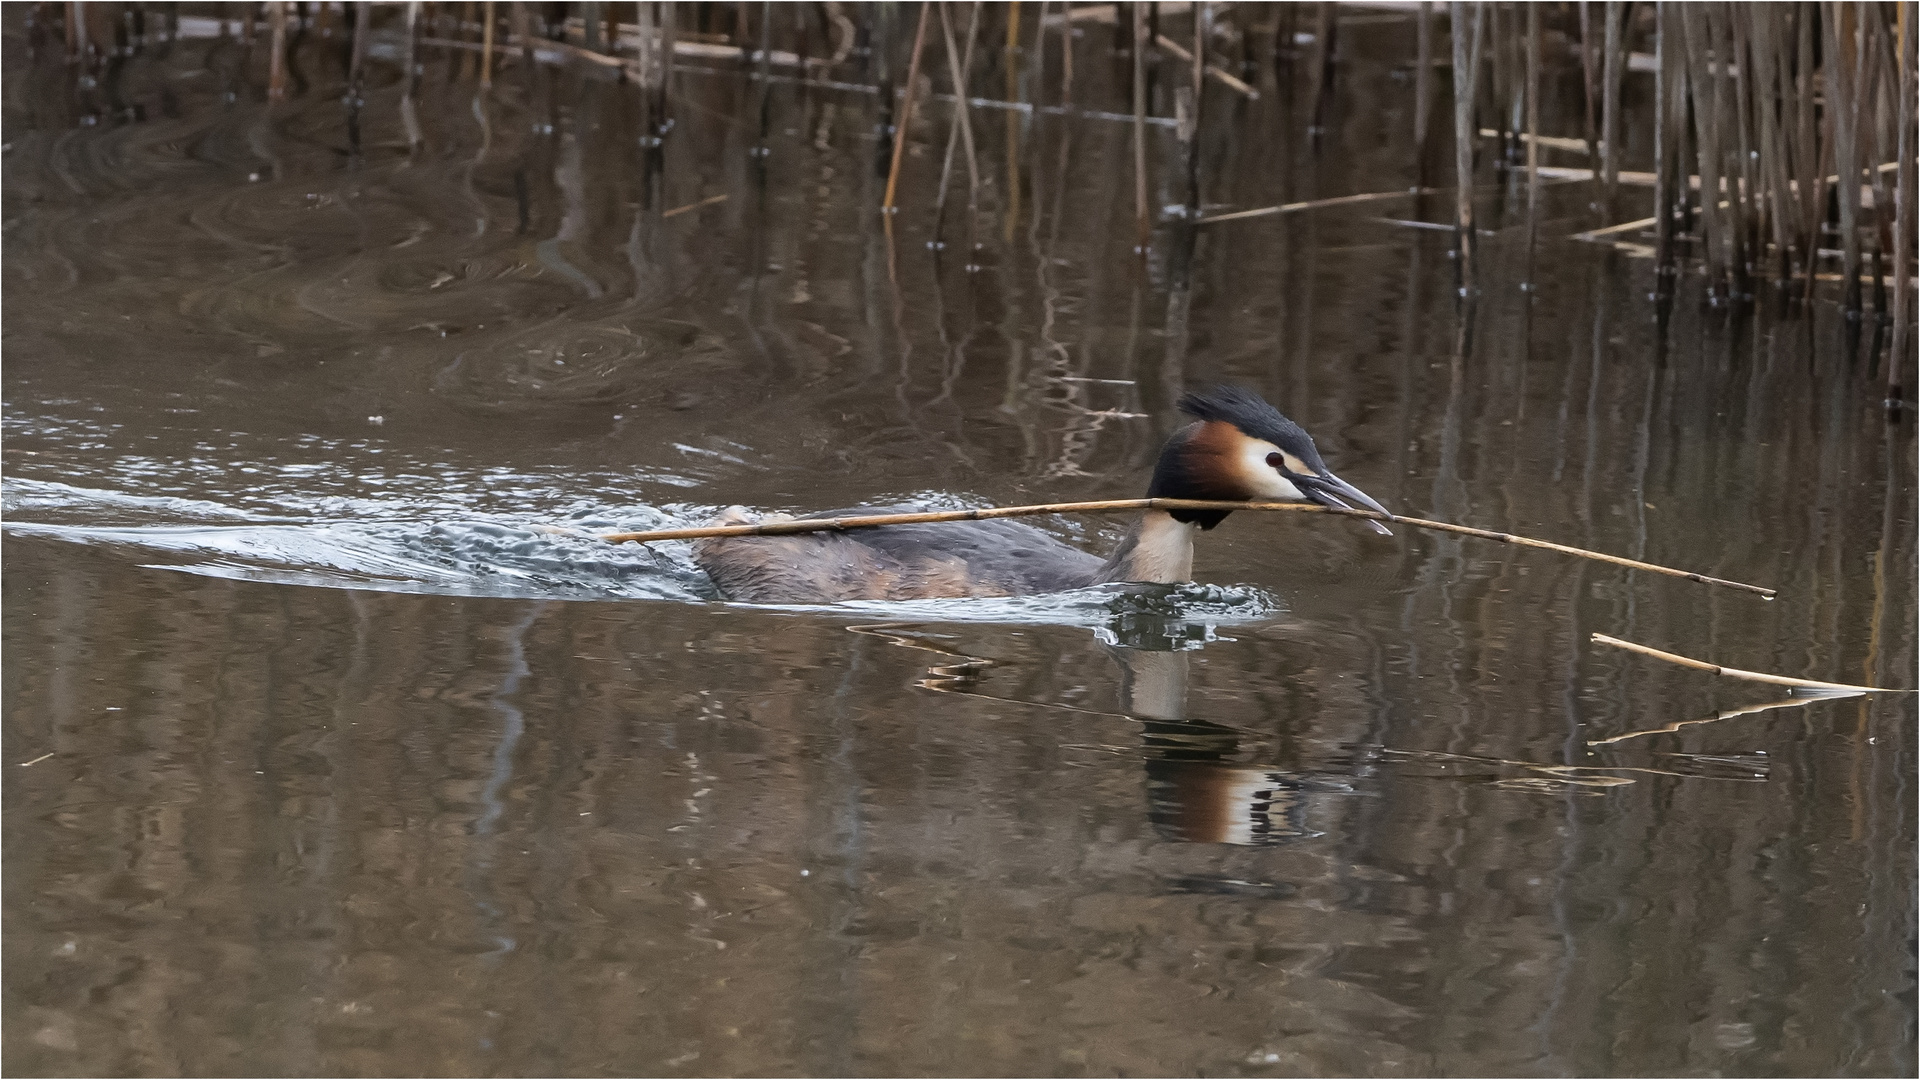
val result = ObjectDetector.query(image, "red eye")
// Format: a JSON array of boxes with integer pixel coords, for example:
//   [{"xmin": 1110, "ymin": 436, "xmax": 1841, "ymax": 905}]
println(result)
[{"xmin": 1266, "ymin": 452, "xmax": 1284, "ymax": 470}]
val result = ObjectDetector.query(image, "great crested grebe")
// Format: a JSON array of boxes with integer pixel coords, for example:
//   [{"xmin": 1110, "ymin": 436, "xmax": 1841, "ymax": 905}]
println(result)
[{"xmin": 693, "ymin": 385, "xmax": 1392, "ymax": 604}]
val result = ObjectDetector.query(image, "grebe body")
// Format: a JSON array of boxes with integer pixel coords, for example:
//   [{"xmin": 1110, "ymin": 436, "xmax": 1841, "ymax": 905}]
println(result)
[{"xmin": 693, "ymin": 387, "xmax": 1390, "ymax": 604}]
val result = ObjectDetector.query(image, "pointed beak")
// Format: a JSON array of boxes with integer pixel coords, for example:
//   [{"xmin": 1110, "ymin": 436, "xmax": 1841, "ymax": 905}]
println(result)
[{"xmin": 1299, "ymin": 471, "xmax": 1394, "ymax": 535}]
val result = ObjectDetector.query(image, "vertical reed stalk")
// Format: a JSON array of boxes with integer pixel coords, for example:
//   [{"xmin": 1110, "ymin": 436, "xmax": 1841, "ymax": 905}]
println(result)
[
  {"xmin": 656, "ymin": 2, "xmax": 676, "ymax": 142},
  {"xmin": 1750, "ymin": 7, "xmax": 1795, "ymax": 281},
  {"xmin": 1524, "ymin": 3, "xmax": 1540, "ymax": 287},
  {"xmin": 345, "ymin": 2, "xmax": 369, "ymax": 154},
  {"xmin": 402, "ymin": 2, "xmax": 423, "ymax": 150},
  {"xmin": 1487, "ymin": 5, "xmax": 1509, "ymax": 162},
  {"xmin": 1601, "ymin": 0, "xmax": 1623, "ymax": 202},
  {"xmin": 1681, "ymin": 6, "xmax": 1726, "ymax": 300},
  {"xmin": 873, "ymin": 2, "xmax": 896, "ymax": 175},
  {"xmin": 1827, "ymin": 0, "xmax": 1863, "ymax": 317},
  {"xmin": 1862, "ymin": 6, "xmax": 1892, "ymax": 327},
  {"xmin": 1892, "ymin": 1, "xmax": 1915, "ymax": 403},
  {"xmin": 511, "ymin": 1, "xmax": 534, "ymax": 67},
  {"xmin": 1133, "ymin": 1, "xmax": 1150, "ymax": 250},
  {"xmin": 1673, "ymin": 33, "xmax": 1696, "ymax": 242},
  {"xmin": 754, "ymin": 0, "xmax": 772, "ymax": 154},
  {"xmin": 1795, "ymin": 5, "xmax": 1819, "ymax": 269},
  {"xmin": 1058, "ymin": 0, "xmax": 1073, "ymax": 106},
  {"xmin": 1451, "ymin": 2, "xmax": 1481, "ymax": 289},
  {"xmin": 267, "ymin": 0, "xmax": 287, "ymax": 101},
  {"xmin": 1308, "ymin": 2, "xmax": 1332, "ymax": 135},
  {"xmin": 457, "ymin": 1, "xmax": 477, "ymax": 81},
  {"xmin": 1415, "ymin": 1, "xmax": 1433, "ymax": 177},
  {"xmin": 1709, "ymin": 4, "xmax": 1747, "ymax": 293},
  {"xmin": 1728, "ymin": 8, "xmax": 1760, "ymax": 281},
  {"xmin": 1005, "ymin": 0, "xmax": 1021, "ymax": 243},
  {"xmin": 882, "ymin": 3, "xmax": 932, "ymax": 214},
  {"xmin": 1579, "ymin": 0, "xmax": 1600, "ymax": 164},
  {"xmin": 480, "ymin": 1, "xmax": 496, "ymax": 87},
  {"xmin": 635, "ymin": 3, "xmax": 655, "ymax": 98},
  {"xmin": 1653, "ymin": 1, "xmax": 1675, "ymax": 285},
  {"xmin": 1504, "ymin": 6, "xmax": 1523, "ymax": 160},
  {"xmin": 1186, "ymin": 1, "xmax": 1206, "ymax": 214}
]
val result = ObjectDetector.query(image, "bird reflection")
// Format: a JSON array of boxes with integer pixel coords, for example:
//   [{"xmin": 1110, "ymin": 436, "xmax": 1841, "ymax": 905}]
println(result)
[
  {"xmin": 852, "ymin": 615, "xmax": 1322, "ymax": 846},
  {"xmin": 1112, "ymin": 645, "xmax": 1314, "ymax": 845}
]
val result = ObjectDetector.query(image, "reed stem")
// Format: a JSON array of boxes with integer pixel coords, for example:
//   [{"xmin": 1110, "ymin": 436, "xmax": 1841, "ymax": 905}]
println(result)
[
  {"xmin": 1185, "ymin": 1, "xmax": 1205, "ymax": 215},
  {"xmin": 1133, "ymin": 1, "xmax": 1150, "ymax": 251},
  {"xmin": 1829, "ymin": 0, "xmax": 1863, "ymax": 317},
  {"xmin": 1893, "ymin": 1, "xmax": 1916, "ymax": 405},
  {"xmin": 480, "ymin": 0, "xmax": 495, "ymax": 85},
  {"xmin": 1579, "ymin": 0, "xmax": 1599, "ymax": 165},
  {"xmin": 588, "ymin": 499, "xmax": 1777, "ymax": 598},
  {"xmin": 1591, "ymin": 633, "xmax": 1906, "ymax": 692},
  {"xmin": 881, "ymin": 2, "xmax": 933, "ymax": 214},
  {"xmin": 1523, "ymin": 3, "xmax": 1540, "ymax": 287},
  {"xmin": 1652, "ymin": 2, "xmax": 1674, "ymax": 287},
  {"xmin": 1414, "ymin": 0, "xmax": 1433, "ymax": 175},
  {"xmin": 1450, "ymin": 2, "xmax": 1482, "ymax": 291},
  {"xmin": 1600, "ymin": 0, "xmax": 1622, "ymax": 205},
  {"xmin": 267, "ymin": 0, "xmax": 288, "ymax": 100}
]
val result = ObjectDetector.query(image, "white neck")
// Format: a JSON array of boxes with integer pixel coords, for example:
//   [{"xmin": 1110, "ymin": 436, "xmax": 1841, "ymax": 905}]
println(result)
[{"xmin": 1098, "ymin": 510, "xmax": 1197, "ymax": 584}]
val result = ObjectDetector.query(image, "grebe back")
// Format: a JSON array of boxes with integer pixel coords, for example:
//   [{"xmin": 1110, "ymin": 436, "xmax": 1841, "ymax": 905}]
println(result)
[{"xmin": 693, "ymin": 386, "xmax": 1390, "ymax": 604}]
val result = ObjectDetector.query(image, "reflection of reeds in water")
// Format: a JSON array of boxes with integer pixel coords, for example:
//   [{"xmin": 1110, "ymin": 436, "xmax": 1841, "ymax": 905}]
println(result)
[{"xmin": 45, "ymin": 2, "xmax": 1917, "ymax": 381}]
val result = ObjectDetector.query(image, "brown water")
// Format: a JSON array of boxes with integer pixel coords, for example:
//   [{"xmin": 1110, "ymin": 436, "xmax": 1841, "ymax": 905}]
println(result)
[{"xmin": 4, "ymin": 8, "xmax": 1915, "ymax": 1076}]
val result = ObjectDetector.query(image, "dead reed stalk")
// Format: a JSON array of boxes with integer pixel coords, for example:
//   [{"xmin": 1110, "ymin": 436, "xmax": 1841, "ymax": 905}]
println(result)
[
  {"xmin": 1600, "ymin": 0, "xmax": 1622, "ymax": 204},
  {"xmin": 1414, "ymin": 1, "xmax": 1434, "ymax": 170},
  {"xmin": 588, "ymin": 499, "xmax": 1778, "ymax": 598},
  {"xmin": 881, "ymin": 2, "xmax": 933, "ymax": 214},
  {"xmin": 1132, "ymin": 1, "xmax": 1149, "ymax": 251},
  {"xmin": 1894, "ymin": 2, "xmax": 1916, "ymax": 404},
  {"xmin": 1523, "ymin": 3, "xmax": 1540, "ymax": 285},
  {"xmin": 1185, "ymin": 1, "xmax": 1206, "ymax": 215},
  {"xmin": 1450, "ymin": 2, "xmax": 1483, "ymax": 289},
  {"xmin": 1591, "ymin": 634, "xmax": 1907, "ymax": 693},
  {"xmin": 267, "ymin": 0, "xmax": 288, "ymax": 100}
]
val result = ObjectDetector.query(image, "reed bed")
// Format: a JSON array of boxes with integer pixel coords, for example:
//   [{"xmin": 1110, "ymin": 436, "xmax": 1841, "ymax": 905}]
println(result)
[{"xmin": 43, "ymin": 2, "xmax": 1918, "ymax": 395}]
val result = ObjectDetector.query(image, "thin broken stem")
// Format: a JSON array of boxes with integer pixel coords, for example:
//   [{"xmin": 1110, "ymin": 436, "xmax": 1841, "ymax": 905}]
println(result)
[
  {"xmin": 1587, "ymin": 694, "xmax": 1861, "ymax": 747},
  {"xmin": 1154, "ymin": 30, "xmax": 1256, "ymax": 98},
  {"xmin": 1194, "ymin": 187, "xmax": 1438, "ymax": 225},
  {"xmin": 1591, "ymin": 633, "xmax": 1907, "ymax": 692}
]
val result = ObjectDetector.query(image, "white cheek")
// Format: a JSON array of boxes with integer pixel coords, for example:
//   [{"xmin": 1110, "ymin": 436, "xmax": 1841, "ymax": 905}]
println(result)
[{"xmin": 1238, "ymin": 441, "xmax": 1305, "ymax": 500}]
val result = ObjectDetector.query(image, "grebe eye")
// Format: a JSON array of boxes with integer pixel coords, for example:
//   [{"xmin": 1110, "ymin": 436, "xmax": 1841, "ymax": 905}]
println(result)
[{"xmin": 1266, "ymin": 452, "xmax": 1285, "ymax": 470}]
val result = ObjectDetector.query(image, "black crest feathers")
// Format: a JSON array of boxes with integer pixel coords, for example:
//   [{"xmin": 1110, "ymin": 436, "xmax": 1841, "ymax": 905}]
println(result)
[{"xmin": 1175, "ymin": 386, "xmax": 1318, "ymax": 465}]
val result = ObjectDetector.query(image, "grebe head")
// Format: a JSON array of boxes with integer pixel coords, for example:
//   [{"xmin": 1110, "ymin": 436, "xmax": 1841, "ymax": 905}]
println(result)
[{"xmin": 1146, "ymin": 385, "xmax": 1394, "ymax": 534}]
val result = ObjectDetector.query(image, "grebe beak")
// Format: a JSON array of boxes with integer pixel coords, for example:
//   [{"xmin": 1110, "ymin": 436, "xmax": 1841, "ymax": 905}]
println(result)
[{"xmin": 1296, "ymin": 471, "xmax": 1394, "ymax": 535}]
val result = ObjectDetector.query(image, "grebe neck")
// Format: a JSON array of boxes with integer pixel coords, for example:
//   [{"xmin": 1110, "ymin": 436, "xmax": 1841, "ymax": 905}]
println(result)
[{"xmin": 1096, "ymin": 509, "xmax": 1198, "ymax": 585}]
